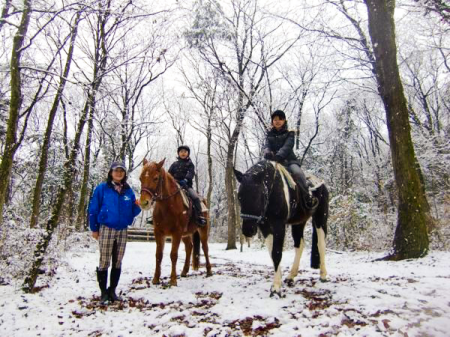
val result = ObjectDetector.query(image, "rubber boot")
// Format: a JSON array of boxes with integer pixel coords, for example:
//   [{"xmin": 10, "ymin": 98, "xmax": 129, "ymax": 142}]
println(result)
[
  {"xmin": 96, "ymin": 268, "xmax": 109, "ymax": 304},
  {"xmin": 193, "ymin": 199, "xmax": 207, "ymax": 227},
  {"xmin": 108, "ymin": 268, "xmax": 122, "ymax": 302}
]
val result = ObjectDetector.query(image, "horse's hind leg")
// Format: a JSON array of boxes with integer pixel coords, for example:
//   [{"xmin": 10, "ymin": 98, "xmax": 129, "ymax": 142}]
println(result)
[
  {"xmin": 286, "ymin": 223, "xmax": 306, "ymax": 286},
  {"xmin": 316, "ymin": 226, "xmax": 327, "ymax": 281},
  {"xmin": 181, "ymin": 236, "xmax": 192, "ymax": 277},
  {"xmin": 169, "ymin": 234, "xmax": 182, "ymax": 286},
  {"xmin": 199, "ymin": 227, "xmax": 212, "ymax": 277},
  {"xmin": 153, "ymin": 234, "xmax": 166, "ymax": 285}
]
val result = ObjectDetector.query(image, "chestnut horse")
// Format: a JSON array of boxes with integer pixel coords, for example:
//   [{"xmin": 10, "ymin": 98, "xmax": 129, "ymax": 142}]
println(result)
[{"xmin": 139, "ymin": 159, "xmax": 212, "ymax": 286}]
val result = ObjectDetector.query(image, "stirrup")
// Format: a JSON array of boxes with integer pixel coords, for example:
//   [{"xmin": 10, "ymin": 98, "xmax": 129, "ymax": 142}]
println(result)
[{"xmin": 308, "ymin": 196, "xmax": 319, "ymax": 209}]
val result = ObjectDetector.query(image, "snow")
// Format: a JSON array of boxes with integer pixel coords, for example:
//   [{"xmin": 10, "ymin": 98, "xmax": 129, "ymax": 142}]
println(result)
[{"xmin": 1, "ymin": 241, "xmax": 449, "ymax": 336}]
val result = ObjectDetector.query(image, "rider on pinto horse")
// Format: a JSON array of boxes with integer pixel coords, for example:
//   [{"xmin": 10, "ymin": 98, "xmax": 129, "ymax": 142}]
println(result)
[
  {"xmin": 263, "ymin": 110, "xmax": 318, "ymax": 210},
  {"xmin": 168, "ymin": 145, "xmax": 207, "ymax": 227}
]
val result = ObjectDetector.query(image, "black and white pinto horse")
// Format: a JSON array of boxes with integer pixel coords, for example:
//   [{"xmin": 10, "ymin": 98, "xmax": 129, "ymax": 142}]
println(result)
[{"xmin": 234, "ymin": 160, "xmax": 329, "ymax": 297}]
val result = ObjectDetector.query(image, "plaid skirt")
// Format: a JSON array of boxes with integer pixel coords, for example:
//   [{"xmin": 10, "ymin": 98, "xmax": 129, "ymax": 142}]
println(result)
[{"xmin": 98, "ymin": 225, "xmax": 128, "ymax": 270}]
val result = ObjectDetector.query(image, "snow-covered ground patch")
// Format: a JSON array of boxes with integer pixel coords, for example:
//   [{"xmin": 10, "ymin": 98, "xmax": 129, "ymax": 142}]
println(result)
[{"xmin": 1, "ymin": 241, "xmax": 449, "ymax": 336}]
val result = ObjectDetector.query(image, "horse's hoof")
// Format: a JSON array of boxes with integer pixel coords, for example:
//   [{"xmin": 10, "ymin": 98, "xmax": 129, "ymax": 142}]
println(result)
[
  {"xmin": 206, "ymin": 271, "xmax": 213, "ymax": 277},
  {"xmin": 320, "ymin": 278, "xmax": 328, "ymax": 283},
  {"xmin": 269, "ymin": 288, "xmax": 284, "ymax": 298},
  {"xmin": 181, "ymin": 273, "xmax": 188, "ymax": 278},
  {"xmin": 170, "ymin": 281, "xmax": 178, "ymax": 287},
  {"xmin": 285, "ymin": 278, "xmax": 294, "ymax": 287},
  {"xmin": 152, "ymin": 279, "xmax": 160, "ymax": 285}
]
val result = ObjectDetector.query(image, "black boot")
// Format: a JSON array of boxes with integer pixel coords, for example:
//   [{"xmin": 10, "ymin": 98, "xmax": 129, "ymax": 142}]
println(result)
[
  {"xmin": 96, "ymin": 268, "xmax": 109, "ymax": 303},
  {"xmin": 193, "ymin": 199, "xmax": 207, "ymax": 227},
  {"xmin": 108, "ymin": 268, "xmax": 122, "ymax": 302}
]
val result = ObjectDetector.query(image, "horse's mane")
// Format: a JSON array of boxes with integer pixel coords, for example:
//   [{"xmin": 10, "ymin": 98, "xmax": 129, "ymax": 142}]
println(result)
[
  {"xmin": 141, "ymin": 161, "xmax": 176, "ymax": 185},
  {"xmin": 246, "ymin": 160, "xmax": 272, "ymax": 176}
]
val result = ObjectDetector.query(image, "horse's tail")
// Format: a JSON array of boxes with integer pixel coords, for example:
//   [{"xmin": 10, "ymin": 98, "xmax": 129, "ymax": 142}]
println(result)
[
  {"xmin": 311, "ymin": 184, "xmax": 329, "ymax": 269},
  {"xmin": 192, "ymin": 230, "xmax": 201, "ymax": 270}
]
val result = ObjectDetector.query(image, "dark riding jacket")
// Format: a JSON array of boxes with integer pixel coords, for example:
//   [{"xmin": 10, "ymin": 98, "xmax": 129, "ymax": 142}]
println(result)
[
  {"xmin": 263, "ymin": 124, "xmax": 301, "ymax": 166},
  {"xmin": 168, "ymin": 157, "xmax": 195, "ymax": 188}
]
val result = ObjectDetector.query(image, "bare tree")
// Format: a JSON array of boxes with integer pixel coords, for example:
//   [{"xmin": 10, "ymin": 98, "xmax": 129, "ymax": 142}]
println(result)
[
  {"xmin": 185, "ymin": 0, "xmax": 299, "ymax": 249},
  {"xmin": 0, "ymin": 0, "xmax": 32, "ymax": 227},
  {"xmin": 30, "ymin": 9, "xmax": 82, "ymax": 228},
  {"xmin": 364, "ymin": 0, "xmax": 431, "ymax": 260}
]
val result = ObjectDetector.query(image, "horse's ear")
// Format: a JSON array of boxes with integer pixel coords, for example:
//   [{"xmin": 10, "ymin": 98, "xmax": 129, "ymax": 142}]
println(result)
[
  {"xmin": 143, "ymin": 158, "xmax": 148, "ymax": 166},
  {"xmin": 156, "ymin": 158, "xmax": 166, "ymax": 170},
  {"xmin": 234, "ymin": 168, "xmax": 244, "ymax": 183}
]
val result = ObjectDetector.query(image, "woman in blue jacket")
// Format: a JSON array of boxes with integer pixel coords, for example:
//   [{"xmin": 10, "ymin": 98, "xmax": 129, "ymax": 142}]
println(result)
[{"xmin": 89, "ymin": 162, "xmax": 141, "ymax": 303}]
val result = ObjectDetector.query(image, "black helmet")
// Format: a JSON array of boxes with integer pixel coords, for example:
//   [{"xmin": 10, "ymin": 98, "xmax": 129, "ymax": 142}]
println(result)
[
  {"xmin": 271, "ymin": 110, "xmax": 286, "ymax": 121},
  {"xmin": 177, "ymin": 145, "xmax": 190, "ymax": 155}
]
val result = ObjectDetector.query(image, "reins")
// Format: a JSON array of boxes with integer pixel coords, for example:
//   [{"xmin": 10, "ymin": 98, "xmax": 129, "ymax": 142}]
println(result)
[{"xmin": 141, "ymin": 169, "xmax": 181, "ymax": 202}]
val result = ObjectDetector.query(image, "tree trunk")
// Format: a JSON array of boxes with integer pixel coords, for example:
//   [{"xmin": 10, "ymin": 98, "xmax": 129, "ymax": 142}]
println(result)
[
  {"xmin": 0, "ymin": 0, "xmax": 12, "ymax": 33},
  {"xmin": 225, "ymin": 83, "xmax": 246, "ymax": 250},
  {"xmin": 206, "ymin": 122, "xmax": 213, "ymax": 212},
  {"xmin": 23, "ymin": 92, "xmax": 91, "ymax": 292},
  {"xmin": 225, "ymin": 158, "xmax": 238, "ymax": 250},
  {"xmin": 30, "ymin": 13, "xmax": 80, "ymax": 228},
  {"xmin": 75, "ymin": 96, "xmax": 95, "ymax": 231},
  {"xmin": 364, "ymin": 0, "xmax": 431, "ymax": 260},
  {"xmin": 0, "ymin": 0, "xmax": 31, "ymax": 227}
]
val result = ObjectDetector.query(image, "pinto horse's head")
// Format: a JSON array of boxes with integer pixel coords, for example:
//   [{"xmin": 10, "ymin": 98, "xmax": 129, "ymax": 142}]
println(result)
[
  {"xmin": 234, "ymin": 162, "xmax": 269, "ymax": 238},
  {"xmin": 139, "ymin": 158, "xmax": 165, "ymax": 210}
]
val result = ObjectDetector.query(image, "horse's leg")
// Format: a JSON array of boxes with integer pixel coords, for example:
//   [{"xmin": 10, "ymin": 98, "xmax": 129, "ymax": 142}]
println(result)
[
  {"xmin": 199, "ymin": 226, "xmax": 212, "ymax": 277},
  {"xmin": 286, "ymin": 223, "xmax": 306, "ymax": 286},
  {"xmin": 266, "ymin": 221, "xmax": 285, "ymax": 298},
  {"xmin": 312, "ymin": 185, "xmax": 328, "ymax": 282},
  {"xmin": 181, "ymin": 235, "xmax": 192, "ymax": 277},
  {"xmin": 153, "ymin": 233, "xmax": 165, "ymax": 285},
  {"xmin": 192, "ymin": 230, "xmax": 200, "ymax": 271},
  {"xmin": 316, "ymin": 226, "xmax": 327, "ymax": 281},
  {"xmin": 169, "ymin": 234, "xmax": 182, "ymax": 286}
]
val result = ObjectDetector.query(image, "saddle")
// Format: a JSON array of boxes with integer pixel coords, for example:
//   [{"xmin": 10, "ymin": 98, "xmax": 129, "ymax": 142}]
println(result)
[
  {"xmin": 179, "ymin": 188, "xmax": 208, "ymax": 212},
  {"xmin": 273, "ymin": 163, "xmax": 323, "ymax": 225},
  {"xmin": 178, "ymin": 185, "xmax": 208, "ymax": 232}
]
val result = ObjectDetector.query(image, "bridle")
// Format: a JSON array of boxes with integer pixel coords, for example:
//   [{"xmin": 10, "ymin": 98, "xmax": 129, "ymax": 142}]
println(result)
[
  {"xmin": 240, "ymin": 162, "xmax": 278, "ymax": 224},
  {"xmin": 141, "ymin": 169, "xmax": 181, "ymax": 202}
]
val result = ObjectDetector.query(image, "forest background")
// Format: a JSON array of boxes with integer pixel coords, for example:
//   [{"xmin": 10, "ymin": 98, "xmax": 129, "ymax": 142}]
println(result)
[{"xmin": 0, "ymin": 0, "xmax": 449, "ymax": 288}]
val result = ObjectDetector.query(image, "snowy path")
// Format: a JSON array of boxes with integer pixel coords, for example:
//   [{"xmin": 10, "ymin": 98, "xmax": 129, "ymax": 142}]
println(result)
[{"xmin": 1, "ymin": 241, "xmax": 449, "ymax": 336}]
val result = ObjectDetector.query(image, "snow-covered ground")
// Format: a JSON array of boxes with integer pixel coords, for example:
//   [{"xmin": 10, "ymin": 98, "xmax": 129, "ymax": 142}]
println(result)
[{"xmin": 1, "ymin": 240, "xmax": 449, "ymax": 337}]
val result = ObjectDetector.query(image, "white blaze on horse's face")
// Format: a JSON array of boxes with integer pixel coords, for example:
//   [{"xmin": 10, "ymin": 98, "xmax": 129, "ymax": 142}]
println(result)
[{"xmin": 139, "ymin": 160, "xmax": 163, "ymax": 210}]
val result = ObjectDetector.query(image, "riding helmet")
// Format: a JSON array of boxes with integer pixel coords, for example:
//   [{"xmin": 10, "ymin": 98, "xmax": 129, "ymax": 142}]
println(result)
[
  {"xmin": 177, "ymin": 145, "xmax": 190, "ymax": 155},
  {"xmin": 271, "ymin": 110, "xmax": 286, "ymax": 121}
]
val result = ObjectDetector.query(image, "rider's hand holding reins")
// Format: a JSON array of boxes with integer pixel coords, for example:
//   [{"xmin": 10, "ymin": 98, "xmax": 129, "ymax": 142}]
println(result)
[{"xmin": 264, "ymin": 149, "xmax": 275, "ymax": 160}]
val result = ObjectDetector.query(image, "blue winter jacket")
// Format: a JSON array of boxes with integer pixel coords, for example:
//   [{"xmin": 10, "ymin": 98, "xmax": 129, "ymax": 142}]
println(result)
[{"xmin": 88, "ymin": 182, "xmax": 141, "ymax": 232}]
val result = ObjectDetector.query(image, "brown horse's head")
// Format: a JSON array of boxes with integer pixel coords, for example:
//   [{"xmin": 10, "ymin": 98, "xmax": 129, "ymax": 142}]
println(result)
[{"xmin": 139, "ymin": 158, "xmax": 165, "ymax": 210}]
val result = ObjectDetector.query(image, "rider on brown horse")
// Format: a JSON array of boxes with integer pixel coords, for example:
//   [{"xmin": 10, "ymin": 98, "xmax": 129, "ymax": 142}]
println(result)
[{"xmin": 168, "ymin": 145, "xmax": 207, "ymax": 226}]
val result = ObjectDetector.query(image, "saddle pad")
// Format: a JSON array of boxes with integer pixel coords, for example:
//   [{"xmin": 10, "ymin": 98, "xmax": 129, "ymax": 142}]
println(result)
[
  {"xmin": 179, "ymin": 186, "xmax": 208, "ymax": 213},
  {"xmin": 180, "ymin": 187, "xmax": 190, "ymax": 208},
  {"xmin": 305, "ymin": 173, "xmax": 325, "ymax": 191},
  {"xmin": 275, "ymin": 163, "xmax": 297, "ymax": 190}
]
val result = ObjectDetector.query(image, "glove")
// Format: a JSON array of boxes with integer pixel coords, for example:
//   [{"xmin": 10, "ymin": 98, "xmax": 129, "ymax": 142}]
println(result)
[
  {"xmin": 264, "ymin": 150, "xmax": 275, "ymax": 160},
  {"xmin": 274, "ymin": 155, "xmax": 283, "ymax": 163},
  {"xmin": 179, "ymin": 179, "xmax": 188, "ymax": 187}
]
